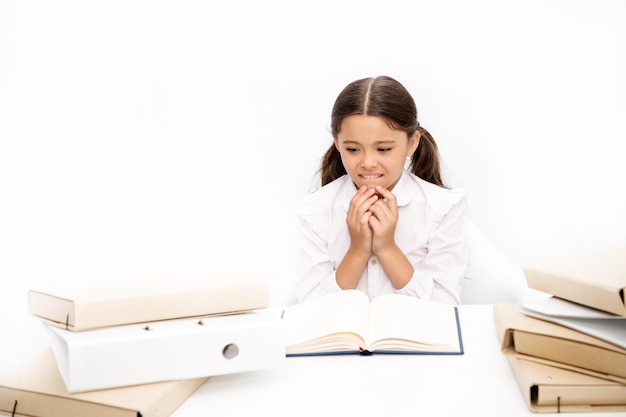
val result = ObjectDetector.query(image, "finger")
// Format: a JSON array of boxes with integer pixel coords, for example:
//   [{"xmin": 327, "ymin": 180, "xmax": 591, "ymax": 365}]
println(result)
[
  {"xmin": 375, "ymin": 185, "xmax": 398, "ymax": 213},
  {"xmin": 347, "ymin": 187, "xmax": 370, "ymax": 219},
  {"xmin": 360, "ymin": 211, "xmax": 373, "ymax": 229},
  {"xmin": 351, "ymin": 189, "xmax": 378, "ymax": 217},
  {"xmin": 351, "ymin": 186, "xmax": 377, "ymax": 207},
  {"xmin": 369, "ymin": 199, "xmax": 391, "ymax": 216},
  {"xmin": 347, "ymin": 194, "xmax": 374, "ymax": 229},
  {"xmin": 352, "ymin": 211, "xmax": 372, "ymax": 243},
  {"xmin": 374, "ymin": 185, "xmax": 397, "ymax": 203},
  {"xmin": 367, "ymin": 212, "xmax": 381, "ymax": 229},
  {"xmin": 368, "ymin": 213, "xmax": 391, "ymax": 240},
  {"xmin": 368, "ymin": 200, "xmax": 393, "ymax": 225}
]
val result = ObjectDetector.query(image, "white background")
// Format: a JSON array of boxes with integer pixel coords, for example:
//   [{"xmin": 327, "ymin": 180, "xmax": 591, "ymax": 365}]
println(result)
[{"xmin": 1, "ymin": 0, "xmax": 625, "ymax": 372}]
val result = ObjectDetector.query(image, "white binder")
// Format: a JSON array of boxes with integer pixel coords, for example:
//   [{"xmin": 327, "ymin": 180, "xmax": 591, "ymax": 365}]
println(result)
[{"xmin": 45, "ymin": 311, "xmax": 285, "ymax": 393}]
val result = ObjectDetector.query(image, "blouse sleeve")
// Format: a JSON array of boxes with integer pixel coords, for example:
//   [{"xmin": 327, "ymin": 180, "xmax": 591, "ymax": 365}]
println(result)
[
  {"xmin": 394, "ymin": 190, "xmax": 469, "ymax": 304},
  {"xmin": 294, "ymin": 213, "xmax": 342, "ymax": 303}
]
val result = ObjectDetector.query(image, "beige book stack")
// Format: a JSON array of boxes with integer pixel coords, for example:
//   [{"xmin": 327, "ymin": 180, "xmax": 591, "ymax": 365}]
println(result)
[
  {"xmin": 493, "ymin": 246, "xmax": 626, "ymax": 413},
  {"xmin": 0, "ymin": 274, "xmax": 284, "ymax": 417}
]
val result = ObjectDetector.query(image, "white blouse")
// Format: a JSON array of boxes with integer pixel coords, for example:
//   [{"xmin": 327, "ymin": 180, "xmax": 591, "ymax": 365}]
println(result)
[{"xmin": 295, "ymin": 170, "xmax": 469, "ymax": 305}]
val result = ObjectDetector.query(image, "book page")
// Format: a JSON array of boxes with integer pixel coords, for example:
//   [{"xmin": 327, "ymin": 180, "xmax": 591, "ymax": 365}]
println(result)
[
  {"xmin": 521, "ymin": 298, "xmax": 626, "ymax": 349},
  {"xmin": 283, "ymin": 290, "xmax": 369, "ymax": 349},
  {"xmin": 522, "ymin": 297, "xmax": 620, "ymax": 319},
  {"xmin": 367, "ymin": 294, "xmax": 460, "ymax": 352}
]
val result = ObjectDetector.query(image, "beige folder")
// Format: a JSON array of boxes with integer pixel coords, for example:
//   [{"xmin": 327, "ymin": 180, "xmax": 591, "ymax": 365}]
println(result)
[
  {"xmin": 0, "ymin": 349, "xmax": 207, "ymax": 417},
  {"xmin": 493, "ymin": 303, "xmax": 626, "ymax": 381},
  {"xmin": 29, "ymin": 273, "xmax": 269, "ymax": 331},
  {"xmin": 523, "ymin": 246, "xmax": 626, "ymax": 316},
  {"xmin": 506, "ymin": 356, "xmax": 626, "ymax": 413}
]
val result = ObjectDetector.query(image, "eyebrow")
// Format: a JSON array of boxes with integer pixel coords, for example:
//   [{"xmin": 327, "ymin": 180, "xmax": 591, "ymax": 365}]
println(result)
[{"xmin": 340, "ymin": 140, "xmax": 397, "ymax": 145}]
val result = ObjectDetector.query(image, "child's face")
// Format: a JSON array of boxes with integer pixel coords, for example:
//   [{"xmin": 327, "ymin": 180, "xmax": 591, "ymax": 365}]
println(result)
[{"xmin": 335, "ymin": 114, "xmax": 419, "ymax": 192}]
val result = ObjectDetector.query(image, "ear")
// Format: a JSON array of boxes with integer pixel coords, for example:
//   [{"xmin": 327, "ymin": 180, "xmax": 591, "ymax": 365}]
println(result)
[
  {"xmin": 334, "ymin": 138, "xmax": 340, "ymax": 151},
  {"xmin": 407, "ymin": 130, "xmax": 420, "ymax": 158}
]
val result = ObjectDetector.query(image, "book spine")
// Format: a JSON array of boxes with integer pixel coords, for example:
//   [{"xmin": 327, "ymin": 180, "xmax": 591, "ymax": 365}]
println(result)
[
  {"xmin": 32, "ymin": 282, "xmax": 270, "ymax": 331},
  {"xmin": 513, "ymin": 331, "xmax": 626, "ymax": 379},
  {"xmin": 0, "ymin": 387, "xmax": 133, "ymax": 417},
  {"xmin": 524, "ymin": 268, "xmax": 624, "ymax": 316}
]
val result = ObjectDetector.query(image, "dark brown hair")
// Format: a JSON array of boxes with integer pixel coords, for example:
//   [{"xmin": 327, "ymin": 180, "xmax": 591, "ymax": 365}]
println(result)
[{"xmin": 320, "ymin": 76, "xmax": 445, "ymax": 188}]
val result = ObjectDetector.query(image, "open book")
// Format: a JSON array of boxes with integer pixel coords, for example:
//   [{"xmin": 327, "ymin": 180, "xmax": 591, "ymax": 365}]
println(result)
[{"xmin": 282, "ymin": 290, "xmax": 463, "ymax": 356}]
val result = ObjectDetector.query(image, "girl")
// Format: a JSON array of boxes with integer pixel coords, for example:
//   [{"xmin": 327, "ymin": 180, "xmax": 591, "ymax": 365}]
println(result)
[{"xmin": 295, "ymin": 76, "xmax": 469, "ymax": 304}]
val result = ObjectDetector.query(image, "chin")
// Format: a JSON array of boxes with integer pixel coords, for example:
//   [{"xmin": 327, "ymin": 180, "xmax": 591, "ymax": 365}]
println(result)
[{"xmin": 357, "ymin": 181, "xmax": 386, "ymax": 188}]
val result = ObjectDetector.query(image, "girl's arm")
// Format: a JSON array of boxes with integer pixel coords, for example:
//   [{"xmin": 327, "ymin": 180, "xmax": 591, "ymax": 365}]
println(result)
[
  {"xmin": 336, "ymin": 186, "xmax": 378, "ymax": 289},
  {"xmin": 374, "ymin": 243, "xmax": 414, "ymax": 290},
  {"xmin": 334, "ymin": 247, "xmax": 370, "ymax": 290}
]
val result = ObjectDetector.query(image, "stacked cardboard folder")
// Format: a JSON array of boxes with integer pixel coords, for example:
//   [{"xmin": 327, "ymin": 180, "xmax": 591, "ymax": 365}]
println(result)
[
  {"xmin": 493, "ymin": 246, "xmax": 626, "ymax": 413},
  {"xmin": 0, "ymin": 275, "xmax": 285, "ymax": 417}
]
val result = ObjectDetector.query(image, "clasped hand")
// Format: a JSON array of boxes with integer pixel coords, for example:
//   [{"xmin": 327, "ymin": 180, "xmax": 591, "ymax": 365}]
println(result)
[{"xmin": 346, "ymin": 185, "xmax": 399, "ymax": 258}]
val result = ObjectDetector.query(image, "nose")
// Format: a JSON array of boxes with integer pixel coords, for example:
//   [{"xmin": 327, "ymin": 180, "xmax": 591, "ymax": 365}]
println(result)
[{"xmin": 360, "ymin": 151, "xmax": 377, "ymax": 168}]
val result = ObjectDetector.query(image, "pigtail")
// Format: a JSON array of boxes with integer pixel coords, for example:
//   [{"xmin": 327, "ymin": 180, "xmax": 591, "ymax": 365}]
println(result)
[
  {"xmin": 320, "ymin": 144, "xmax": 346, "ymax": 186},
  {"xmin": 410, "ymin": 125, "xmax": 446, "ymax": 188}
]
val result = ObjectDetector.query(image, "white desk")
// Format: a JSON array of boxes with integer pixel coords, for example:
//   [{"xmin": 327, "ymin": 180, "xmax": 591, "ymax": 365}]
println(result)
[
  {"xmin": 170, "ymin": 305, "xmax": 620, "ymax": 417},
  {"xmin": 0, "ymin": 303, "xmax": 620, "ymax": 417}
]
